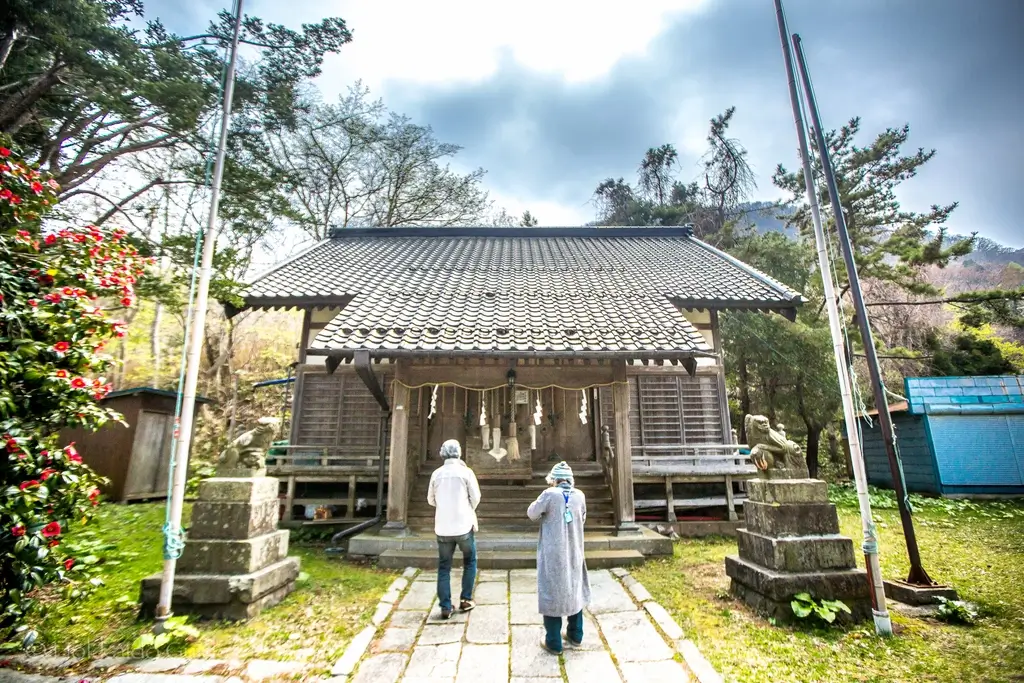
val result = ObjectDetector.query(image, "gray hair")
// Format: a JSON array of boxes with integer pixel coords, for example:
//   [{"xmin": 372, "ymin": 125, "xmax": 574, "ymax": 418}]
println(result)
[{"xmin": 439, "ymin": 439, "xmax": 462, "ymax": 460}]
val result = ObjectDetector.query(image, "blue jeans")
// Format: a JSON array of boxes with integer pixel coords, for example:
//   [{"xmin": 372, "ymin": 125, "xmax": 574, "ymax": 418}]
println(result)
[
  {"xmin": 436, "ymin": 531, "xmax": 476, "ymax": 611},
  {"xmin": 543, "ymin": 610, "xmax": 583, "ymax": 653}
]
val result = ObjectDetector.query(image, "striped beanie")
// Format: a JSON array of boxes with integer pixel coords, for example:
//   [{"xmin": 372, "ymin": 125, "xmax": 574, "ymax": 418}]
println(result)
[
  {"xmin": 439, "ymin": 439, "xmax": 462, "ymax": 460},
  {"xmin": 546, "ymin": 461, "xmax": 574, "ymax": 486}
]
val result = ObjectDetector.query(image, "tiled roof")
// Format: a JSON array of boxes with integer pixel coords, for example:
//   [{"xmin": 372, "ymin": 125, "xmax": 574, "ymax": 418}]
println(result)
[{"xmin": 241, "ymin": 226, "xmax": 802, "ymax": 357}]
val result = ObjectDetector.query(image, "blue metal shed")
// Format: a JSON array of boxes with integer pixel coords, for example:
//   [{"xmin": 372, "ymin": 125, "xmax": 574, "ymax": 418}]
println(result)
[{"xmin": 854, "ymin": 376, "xmax": 1024, "ymax": 496}]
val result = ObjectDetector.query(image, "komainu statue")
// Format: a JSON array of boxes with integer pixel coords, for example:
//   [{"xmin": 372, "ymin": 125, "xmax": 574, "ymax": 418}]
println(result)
[
  {"xmin": 217, "ymin": 417, "xmax": 280, "ymax": 477},
  {"xmin": 744, "ymin": 414, "xmax": 808, "ymax": 478}
]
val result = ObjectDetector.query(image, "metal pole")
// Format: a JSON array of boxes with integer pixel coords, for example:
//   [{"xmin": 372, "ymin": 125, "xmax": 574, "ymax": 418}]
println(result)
[
  {"xmin": 155, "ymin": 0, "xmax": 245, "ymax": 622},
  {"xmin": 774, "ymin": 1, "xmax": 891, "ymax": 634},
  {"xmin": 792, "ymin": 33, "xmax": 933, "ymax": 586}
]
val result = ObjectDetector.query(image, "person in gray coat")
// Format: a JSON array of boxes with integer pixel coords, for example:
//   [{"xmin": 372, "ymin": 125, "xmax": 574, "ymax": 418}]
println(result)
[{"xmin": 527, "ymin": 460, "xmax": 591, "ymax": 654}]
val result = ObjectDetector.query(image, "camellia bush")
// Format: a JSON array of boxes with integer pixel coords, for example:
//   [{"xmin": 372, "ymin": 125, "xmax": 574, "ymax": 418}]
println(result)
[{"xmin": 0, "ymin": 139, "xmax": 149, "ymax": 645}]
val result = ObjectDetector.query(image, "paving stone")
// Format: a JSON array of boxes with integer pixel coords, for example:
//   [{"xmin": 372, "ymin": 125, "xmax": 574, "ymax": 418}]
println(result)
[
  {"xmin": 331, "ymin": 625, "xmax": 377, "ymax": 676},
  {"xmin": 389, "ymin": 609, "xmax": 428, "ymax": 628},
  {"xmin": 643, "ymin": 602, "xmax": 684, "ymax": 640},
  {"xmin": 466, "ymin": 604, "xmax": 510, "ymax": 644},
  {"xmin": 136, "ymin": 657, "xmax": 188, "ymax": 673},
  {"xmin": 510, "ymin": 679, "xmax": 562, "ymax": 683},
  {"xmin": 403, "ymin": 678, "xmax": 454, "ymax": 683},
  {"xmin": 181, "ymin": 660, "xmax": 225, "ymax": 675},
  {"xmin": 402, "ymin": 567, "xmax": 419, "ymax": 579},
  {"xmin": 569, "ymin": 612, "xmax": 604, "ymax": 651},
  {"xmin": 244, "ymin": 659, "xmax": 306, "ymax": 681},
  {"xmin": 0, "ymin": 673, "xmax": 61, "ymax": 683},
  {"xmin": 380, "ymin": 588, "xmax": 402, "ymax": 604},
  {"xmin": 474, "ymin": 581, "xmax": 509, "ymax": 605},
  {"xmin": 371, "ymin": 600, "xmax": 394, "ymax": 625},
  {"xmin": 478, "ymin": 570, "xmax": 509, "ymax": 583},
  {"xmin": 596, "ymin": 612, "xmax": 674, "ymax": 663},
  {"xmin": 564, "ymin": 649, "xmax": 622, "ymax": 682},
  {"xmin": 510, "ymin": 592, "xmax": 541, "ymax": 625},
  {"xmin": 620, "ymin": 660, "xmax": 691, "ymax": 683},
  {"xmin": 404, "ymin": 643, "xmax": 462, "ymax": 679},
  {"xmin": 677, "ymin": 640, "xmax": 722, "ymax": 683},
  {"xmin": 456, "ymin": 643, "xmax": 509, "ymax": 683},
  {"xmin": 418, "ymin": 623, "xmax": 466, "ymax": 645},
  {"xmin": 374, "ymin": 627, "xmax": 418, "ymax": 653},
  {"xmin": 106, "ymin": 676, "xmax": 223, "ymax": 683},
  {"xmin": 510, "ymin": 625, "xmax": 561, "ymax": 679},
  {"xmin": 588, "ymin": 575, "xmax": 638, "ymax": 614},
  {"xmin": 351, "ymin": 652, "xmax": 407, "ymax": 683},
  {"xmin": 388, "ymin": 576, "xmax": 409, "ymax": 593},
  {"xmin": 19, "ymin": 656, "xmax": 76, "ymax": 671},
  {"xmin": 610, "ymin": 568, "xmax": 630, "ymax": 578},
  {"xmin": 89, "ymin": 657, "xmax": 136, "ymax": 670},
  {"xmin": 396, "ymin": 582, "xmax": 436, "ymax": 611},
  {"xmin": 509, "ymin": 572, "xmax": 537, "ymax": 594}
]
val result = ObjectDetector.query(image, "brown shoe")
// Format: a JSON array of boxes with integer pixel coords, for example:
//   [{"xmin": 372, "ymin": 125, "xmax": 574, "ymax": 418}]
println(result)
[{"xmin": 459, "ymin": 599, "xmax": 475, "ymax": 612}]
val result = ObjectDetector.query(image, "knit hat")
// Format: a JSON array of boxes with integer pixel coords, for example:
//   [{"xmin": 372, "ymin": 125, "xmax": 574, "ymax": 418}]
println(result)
[
  {"xmin": 439, "ymin": 439, "xmax": 462, "ymax": 460},
  {"xmin": 546, "ymin": 460, "xmax": 574, "ymax": 486}
]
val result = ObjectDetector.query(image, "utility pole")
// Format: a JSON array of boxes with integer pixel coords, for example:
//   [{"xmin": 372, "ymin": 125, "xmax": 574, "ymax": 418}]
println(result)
[
  {"xmin": 774, "ymin": 0, "xmax": 891, "ymax": 634},
  {"xmin": 155, "ymin": 0, "xmax": 245, "ymax": 624},
  {"xmin": 792, "ymin": 33, "xmax": 934, "ymax": 586}
]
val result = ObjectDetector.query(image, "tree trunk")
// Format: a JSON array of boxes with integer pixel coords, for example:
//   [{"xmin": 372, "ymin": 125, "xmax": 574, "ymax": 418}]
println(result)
[
  {"xmin": 0, "ymin": 26, "xmax": 20, "ymax": 71},
  {"xmin": 0, "ymin": 62, "xmax": 65, "ymax": 132},
  {"xmin": 805, "ymin": 423, "xmax": 822, "ymax": 479},
  {"xmin": 151, "ymin": 301, "xmax": 162, "ymax": 387}
]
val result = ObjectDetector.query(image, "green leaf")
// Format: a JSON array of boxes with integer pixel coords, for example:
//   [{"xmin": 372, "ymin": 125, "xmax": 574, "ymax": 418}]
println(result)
[
  {"xmin": 81, "ymin": 554, "xmax": 100, "ymax": 565},
  {"xmin": 793, "ymin": 592, "xmax": 813, "ymax": 603},
  {"xmin": 153, "ymin": 632, "xmax": 172, "ymax": 649},
  {"xmin": 791, "ymin": 600, "xmax": 813, "ymax": 618},
  {"xmin": 132, "ymin": 633, "xmax": 155, "ymax": 650}
]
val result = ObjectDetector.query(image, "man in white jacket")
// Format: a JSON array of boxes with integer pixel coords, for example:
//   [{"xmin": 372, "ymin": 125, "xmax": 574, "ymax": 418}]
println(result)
[{"xmin": 427, "ymin": 439, "xmax": 481, "ymax": 619}]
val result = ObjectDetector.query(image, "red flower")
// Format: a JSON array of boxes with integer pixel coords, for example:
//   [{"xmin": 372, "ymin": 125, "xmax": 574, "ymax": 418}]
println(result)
[
  {"xmin": 41, "ymin": 522, "xmax": 61, "ymax": 538},
  {"xmin": 64, "ymin": 558, "xmax": 74, "ymax": 571},
  {"xmin": 120, "ymin": 297, "xmax": 132, "ymax": 307},
  {"xmin": 5, "ymin": 437, "xmax": 18, "ymax": 451},
  {"xmin": 11, "ymin": 524, "xmax": 25, "ymax": 537},
  {"xmin": 44, "ymin": 292, "xmax": 62, "ymax": 303},
  {"xmin": 53, "ymin": 341, "xmax": 70, "ymax": 353},
  {"xmin": 0, "ymin": 147, "xmax": 9, "ymax": 157},
  {"xmin": 40, "ymin": 468, "xmax": 57, "ymax": 481},
  {"xmin": 28, "ymin": 299, "xmax": 38, "ymax": 307},
  {"xmin": 61, "ymin": 287, "xmax": 75, "ymax": 297},
  {"xmin": 71, "ymin": 377, "xmax": 87, "ymax": 389},
  {"xmin": 48, "ymin": 539, "xmax": 59, "ymax": 548},
  {"xmin": 30, "ymin": 181, "xmax": 43, "ymax": 194},
  {"xmin": 44, "ymin": 234, "xmax": 57, "ymax": 245},
  {"xmin": 0, "ymin": 189, "xmax": 11, "ymax": 200},
  {"xmin": 73, "ymin": 233, "xmax": 87, "ymax": 243},
  {"xmin": 88, "ymin": 488, "xmax": 101, "ymax": 505},
  {"xmin": 65, "ymin": 444, "xmax": 82, "ymax": 463},
  {"xmin": 19, "ymin": 480, "xmax": 39, "ymax": 490},
  {"xmin": 54, "ymin": 369, "xmax": 68, "ymax": 379}
]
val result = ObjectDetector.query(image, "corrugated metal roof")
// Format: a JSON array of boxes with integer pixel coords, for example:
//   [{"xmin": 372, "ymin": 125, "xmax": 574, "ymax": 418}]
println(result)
[{"xmin": 241, "ymin": 226, "xmax": 802, "ymax": 356}]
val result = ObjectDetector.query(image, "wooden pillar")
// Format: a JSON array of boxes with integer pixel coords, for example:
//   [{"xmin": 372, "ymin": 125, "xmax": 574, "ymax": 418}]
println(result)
[
  {"xmin": 612, "ymin": 361, "xmax": 639, "ymax": 535},
  {"xmin": 284, "ymin": 476, "xmax": 296, "ymax": 523},
  {"xmin": 725, "ymin": 474, "xmax": 737, "ymax": 522},
  {"xmin": 383, "ymin": 365, "xmax": 410, "ymax": 535}
]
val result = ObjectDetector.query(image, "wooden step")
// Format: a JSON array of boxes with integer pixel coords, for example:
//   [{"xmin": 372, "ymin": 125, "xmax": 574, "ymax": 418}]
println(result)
[{"xmin": 376, "ymin": 548, "xmax": 645, "ymax": 570}]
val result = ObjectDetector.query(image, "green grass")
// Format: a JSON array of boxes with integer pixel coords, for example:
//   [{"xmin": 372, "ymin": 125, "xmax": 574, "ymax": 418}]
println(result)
[
  {"xmin": 24, "ymin": 502, "xmax": 396, "ymax": 665},
  {"xmin": 633, "ymin": 496, "xmax": 1024, "ymax": 683}
]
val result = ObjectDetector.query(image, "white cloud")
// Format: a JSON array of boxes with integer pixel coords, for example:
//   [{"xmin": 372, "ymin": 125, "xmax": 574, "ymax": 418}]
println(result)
[{"xmin": 245, "ymin": 0, "xmax": 707, "ymax": 95}]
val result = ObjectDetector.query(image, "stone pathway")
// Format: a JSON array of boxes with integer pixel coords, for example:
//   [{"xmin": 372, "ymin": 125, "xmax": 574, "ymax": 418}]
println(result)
[{"xmin": 333, "ymin": 567, "xmax": 722, "ymax": 683}]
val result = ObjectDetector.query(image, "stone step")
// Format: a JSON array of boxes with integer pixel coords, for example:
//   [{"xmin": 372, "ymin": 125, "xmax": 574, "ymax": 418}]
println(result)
[{"xmin": 376, "ymin": 548, "xmax": 645, "ymax": 570}]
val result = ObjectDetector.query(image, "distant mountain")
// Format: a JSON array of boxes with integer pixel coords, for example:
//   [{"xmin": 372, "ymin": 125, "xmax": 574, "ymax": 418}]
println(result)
[{"xmin": 734, "ymin": 201, "xmax": 798, "ymax": 237}]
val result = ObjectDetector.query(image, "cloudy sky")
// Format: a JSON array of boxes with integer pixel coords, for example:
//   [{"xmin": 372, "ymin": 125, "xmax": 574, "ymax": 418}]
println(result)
[{"xmin": 156, "ymin": 0, "xmax": 1023, "ymax": 247}]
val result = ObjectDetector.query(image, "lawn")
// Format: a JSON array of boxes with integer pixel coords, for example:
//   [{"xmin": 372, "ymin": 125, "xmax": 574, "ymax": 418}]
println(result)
[
  {"xmin": 22, "ymin": 502, "xmax": 396, "ymax": 666},
  {"xmin": 633, "ymin": 491, "xmax": 1024, "ymax": 683}
]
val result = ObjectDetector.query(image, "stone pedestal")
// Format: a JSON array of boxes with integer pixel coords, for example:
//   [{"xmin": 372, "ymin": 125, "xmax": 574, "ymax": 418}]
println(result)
[
  {"xmin": 140, "ymin": 477, "xmax": 299, "ymax": 620},
  {"xmin": 725, "ymin": 478, "xmax": 871, "ymax": 623}
]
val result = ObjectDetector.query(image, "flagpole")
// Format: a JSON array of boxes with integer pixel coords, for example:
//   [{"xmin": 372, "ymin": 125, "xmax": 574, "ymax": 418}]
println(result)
[
  {"xmin": 792, "ymin": 32, "xmax": 934, "ymax": 587},
  {"xmin": 774, "ymin": 0, "xmax": 891, "ymax": 635},
  {"xmin": 155, "ymin": 0, "xmax": 245, "ymax": 624}
]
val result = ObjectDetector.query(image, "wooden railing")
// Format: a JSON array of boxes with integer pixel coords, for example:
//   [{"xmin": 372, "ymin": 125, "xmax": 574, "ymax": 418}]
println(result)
[
  {"xmin": 599, "ymin": 425, "xmax": 618, "ymax": 518},
  {"xmin": 267, "ymin": 444, "xmax": 387, "ymax": 474},
  {"xmin": 631, "ymin": 443, "xmax": 755, "ymax": 477}
]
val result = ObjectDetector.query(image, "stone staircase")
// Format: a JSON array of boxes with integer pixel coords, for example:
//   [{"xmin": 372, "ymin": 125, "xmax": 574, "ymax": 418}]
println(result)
[
  {"xmin": 347, "ymin": 461, "xmax": 673, "ymax": 569},
  {"xmin": 405, "ymin": 461, "xmax": 617, "ymax": 532}
]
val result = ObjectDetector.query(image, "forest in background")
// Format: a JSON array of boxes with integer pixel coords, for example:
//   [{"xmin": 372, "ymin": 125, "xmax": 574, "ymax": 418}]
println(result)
[{"xmin": 2, "ymin": 1, "xmax": 1022, "ymax": 479}]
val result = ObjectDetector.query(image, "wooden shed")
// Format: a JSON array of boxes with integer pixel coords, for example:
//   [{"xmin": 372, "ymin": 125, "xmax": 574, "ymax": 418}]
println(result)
[{"xmin": 61, "ymin": 388, "xmax": 212, "ymax": 502}]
